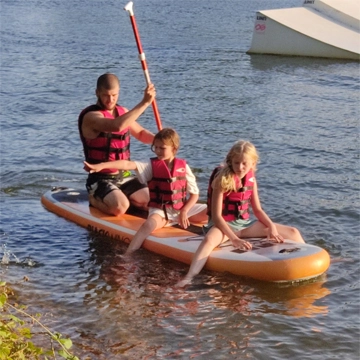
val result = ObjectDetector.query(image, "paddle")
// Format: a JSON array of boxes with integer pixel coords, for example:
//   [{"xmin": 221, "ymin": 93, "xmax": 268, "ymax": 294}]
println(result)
[{"xmin": 124, "ymin": 1, "xmax": 163, "ymax": 131}]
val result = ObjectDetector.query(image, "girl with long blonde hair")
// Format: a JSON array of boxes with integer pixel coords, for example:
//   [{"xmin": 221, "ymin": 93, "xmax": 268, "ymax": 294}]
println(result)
[{"xmin": 176, "ymin": 140, "xmax": 305, "ymax": 287}]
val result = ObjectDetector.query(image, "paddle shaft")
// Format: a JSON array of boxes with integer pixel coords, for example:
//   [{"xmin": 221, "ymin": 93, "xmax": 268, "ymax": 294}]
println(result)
[{"xmin": 124, "ymin": 1, "xmax": 162, "ymax": 131}]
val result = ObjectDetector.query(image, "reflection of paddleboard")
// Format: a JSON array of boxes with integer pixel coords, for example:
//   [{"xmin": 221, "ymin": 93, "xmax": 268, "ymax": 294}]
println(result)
[{"xmin": 41, "ymin": 187, "xmax": 330, "ymax": 283}]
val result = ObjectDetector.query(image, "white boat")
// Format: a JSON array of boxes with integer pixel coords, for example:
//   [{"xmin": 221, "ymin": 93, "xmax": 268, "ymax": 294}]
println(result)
[{"xmin": 247, "ymin": 0, "xmax": 360, "ymax": 60}]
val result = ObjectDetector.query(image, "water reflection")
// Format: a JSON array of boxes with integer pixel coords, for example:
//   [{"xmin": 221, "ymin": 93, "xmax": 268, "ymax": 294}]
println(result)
[
  {"xmin": 248, "ymin": 54, "xmax": 356, "ymax": 72},
  {"xmin": 203, "ymin": 276, "xmax": 330, "ymax": 318},
  {"xmin": 85, "ymin": 232, "xmax": 331, "ymax": 322}
]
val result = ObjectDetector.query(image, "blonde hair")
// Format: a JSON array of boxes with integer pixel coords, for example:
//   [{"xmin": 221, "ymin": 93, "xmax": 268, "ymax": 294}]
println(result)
[
  {"xmin": 152, "ymin": 128, "xmax": 180, "ymax": 154},
  {"xmin": 215, "ymin": 140, "xmax": 259, "ymax": 192}
]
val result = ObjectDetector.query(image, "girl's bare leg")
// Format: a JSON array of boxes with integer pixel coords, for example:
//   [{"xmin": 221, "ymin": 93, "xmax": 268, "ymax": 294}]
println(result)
[
  {"xmin": 274, "ymin": 223, "xmax": 305, "ymax": 243},
  {"xmin": 175, "ymin": 227, "xmax": 226, "ymax": 287},
  {"xmin": 239, "ymin": 221, "xmax": 305, "ymax": 243},
  {"xmin": 125, "ymin": 214, "xmax": 167, "ymax": 254}
]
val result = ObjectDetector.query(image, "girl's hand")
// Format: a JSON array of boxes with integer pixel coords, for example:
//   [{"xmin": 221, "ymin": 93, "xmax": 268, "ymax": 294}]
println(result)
[
  {"xmin": 178, "ymin": 209, "xmax": 190, "ymax": 229},
  {"xmin": 267, "ymin": 225, "xmax": 284, "ymax": 243},
  {"xmin": 83, "ymin": 161, "xmax": 103, "ymax": 173},
  {"xmin": 231, "ymin": 237, "xmax": 252, "ymax": 250}
]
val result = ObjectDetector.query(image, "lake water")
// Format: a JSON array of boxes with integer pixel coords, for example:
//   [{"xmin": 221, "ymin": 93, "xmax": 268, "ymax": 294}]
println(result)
[{"xmin": 1, "ymin": 0, "xmax": 359, "ymax": 359}]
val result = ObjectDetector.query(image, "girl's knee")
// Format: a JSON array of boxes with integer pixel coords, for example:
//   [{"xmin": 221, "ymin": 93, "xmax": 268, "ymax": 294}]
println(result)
[
  {"xmin": 289, "ymin": 226, "xmax": 299, "ymax": 236},
  {"xmin": 203, "ymin": 234, "xmax": 223, "ymax": 248},
  {"xmin": 287, "ymin": 226, "xmax": 305, "ymax": 243}
]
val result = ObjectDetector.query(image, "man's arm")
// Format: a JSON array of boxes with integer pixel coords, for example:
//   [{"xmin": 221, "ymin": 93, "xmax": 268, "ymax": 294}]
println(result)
[
  {"xmin": 130, "ymin": 122, "xmax": 155, "ymax": 144},
  {"xmin": 82, "ymin": 84, "xmax": 156, "ymax": 139}
]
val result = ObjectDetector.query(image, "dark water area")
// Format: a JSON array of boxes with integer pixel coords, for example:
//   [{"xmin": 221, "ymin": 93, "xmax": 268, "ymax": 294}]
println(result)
[{"xmin": 1, "ymin": 0, "xmax": 359, "ymax": 359}]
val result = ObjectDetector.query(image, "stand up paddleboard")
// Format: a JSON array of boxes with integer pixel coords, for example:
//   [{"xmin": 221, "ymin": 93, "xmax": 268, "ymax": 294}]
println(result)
[{"xmin": 41, "ymin": 187, "xmax": 330, "ymax": 282}]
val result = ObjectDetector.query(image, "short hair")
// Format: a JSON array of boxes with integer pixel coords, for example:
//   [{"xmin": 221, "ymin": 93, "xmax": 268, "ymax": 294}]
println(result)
[
  {"xmin": 96, "ymin": 73, "xmax": 120, "ymax": 90},
  {"xmin": 152, "ymin": 128, "xmax": 180, "ymax": 153}
]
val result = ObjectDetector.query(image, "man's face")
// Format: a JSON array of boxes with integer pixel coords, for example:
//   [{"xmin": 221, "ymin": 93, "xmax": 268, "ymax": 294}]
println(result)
[{"xmin": 96, "ymin": 85, "xmax": 119, "ymax": 110}]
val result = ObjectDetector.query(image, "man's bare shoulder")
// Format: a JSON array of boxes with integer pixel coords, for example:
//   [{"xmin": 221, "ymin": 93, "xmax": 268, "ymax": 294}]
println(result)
[
  {"xmin": 81, "ymin": 110, "xmax": 105, "ymax": 138},
  {"xmin": 83, "ymin": 109, "xmax": 104, "ymax": 122}
]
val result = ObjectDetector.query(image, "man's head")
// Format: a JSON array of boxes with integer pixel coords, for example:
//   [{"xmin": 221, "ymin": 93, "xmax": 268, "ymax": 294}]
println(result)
[{"xmin": 96, "ymin": 73, "xmax": 120, "ymax": 111}]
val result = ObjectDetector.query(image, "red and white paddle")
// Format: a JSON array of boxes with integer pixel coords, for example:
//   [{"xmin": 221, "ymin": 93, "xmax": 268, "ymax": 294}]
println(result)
[{"xmin": 124, "ymin": 1, "xmax": 163, "ymax": 131}]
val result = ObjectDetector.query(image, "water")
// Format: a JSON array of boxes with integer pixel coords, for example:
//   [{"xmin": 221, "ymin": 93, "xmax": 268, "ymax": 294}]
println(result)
[{"xmin": 1, "ymin": 0, "xmax": 359, "ymax": 359}]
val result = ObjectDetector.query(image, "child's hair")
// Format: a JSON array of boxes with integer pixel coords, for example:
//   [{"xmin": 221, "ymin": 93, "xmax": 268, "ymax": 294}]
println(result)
[
  {"xmin": 216, "ymin": 140, "xmax": 259, "ymax": 192},
  {"xmin": 152, "ymin": 128, "xmax": 180, "ymax": 154}
]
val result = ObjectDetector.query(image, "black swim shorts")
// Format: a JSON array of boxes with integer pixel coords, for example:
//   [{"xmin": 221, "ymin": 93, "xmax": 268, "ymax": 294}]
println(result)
[{"xmin": 86, "ymin": 173, "xmax": 147, "ymax": 201}]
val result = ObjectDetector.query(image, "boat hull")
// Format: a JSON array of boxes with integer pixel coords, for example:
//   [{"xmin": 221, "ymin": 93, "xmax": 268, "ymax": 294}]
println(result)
[{"xmin": 247, "ymin": 0, "xmax": 360, "ymax": 60}]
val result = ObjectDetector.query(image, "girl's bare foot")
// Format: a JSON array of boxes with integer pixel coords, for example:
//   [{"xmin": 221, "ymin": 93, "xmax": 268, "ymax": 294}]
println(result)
[{"xmin": 175, "ymin": 277, "xmax": 193, "ymax": 288}]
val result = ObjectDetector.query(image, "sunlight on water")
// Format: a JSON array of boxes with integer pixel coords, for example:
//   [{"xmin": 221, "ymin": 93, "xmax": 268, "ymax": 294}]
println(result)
[{"xmin": 1, "ymin": 0, "xmax": 359, "ymax": 358}]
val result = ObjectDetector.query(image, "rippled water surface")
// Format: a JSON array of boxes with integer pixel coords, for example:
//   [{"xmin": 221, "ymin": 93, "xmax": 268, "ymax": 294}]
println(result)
[{"xmin": 1, "ymin": 0, "xmax": 359, "ymax": 359}]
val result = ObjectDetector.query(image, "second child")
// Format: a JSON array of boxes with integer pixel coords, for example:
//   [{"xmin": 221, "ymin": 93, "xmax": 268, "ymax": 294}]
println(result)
[{"xmin": 84, "ymin": 128, "xmax": 207, "ymax": 255}]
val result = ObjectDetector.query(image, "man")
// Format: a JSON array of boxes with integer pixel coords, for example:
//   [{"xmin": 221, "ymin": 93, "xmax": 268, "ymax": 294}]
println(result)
[{"xmin": 79, "ymin": 73, "xmax": 156, "ymax": 216}]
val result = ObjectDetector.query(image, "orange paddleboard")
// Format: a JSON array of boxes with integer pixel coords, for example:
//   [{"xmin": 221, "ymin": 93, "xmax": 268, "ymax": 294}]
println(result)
[{"xmin": 41, "ymin": 187, "xmax": 330, "ymax": 282}]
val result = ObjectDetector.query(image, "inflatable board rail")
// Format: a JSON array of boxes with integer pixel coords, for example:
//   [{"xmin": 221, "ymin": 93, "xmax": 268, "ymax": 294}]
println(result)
[{"xmin": 41, "ymin": 187, "xmax": 330, "ymax": 283}]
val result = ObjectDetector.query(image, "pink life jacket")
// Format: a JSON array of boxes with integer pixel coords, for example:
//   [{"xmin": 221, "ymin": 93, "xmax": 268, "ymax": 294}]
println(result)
[
  {"xmin": 148, "ymin": 158, "xmax": 187, "ymax": 210},
  {"xmin": 78, "ymin": 105, "xmax": 130, "ymax": 174},
  {"xmin": 207, "ymin": 167, "xmax": 254, "ymax": 221}
]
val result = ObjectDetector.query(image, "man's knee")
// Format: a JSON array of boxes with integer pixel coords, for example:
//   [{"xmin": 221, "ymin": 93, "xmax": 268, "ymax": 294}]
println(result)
[
  {"xmin": 91, "ymin": 194, "xmax": 130, "ymax": 216},
  {"xmin": 129, "ymin": 192, "xmax": 149, "ymax": 210},
  {"xmin": 111, "ymin": 205, "xmax": 127, "ymax": 216},
  {"xmin": 132, "ymin": 200, "xmax": 149, "ymax": 210},
  {"xmin": 110, "ymin": 198, "xmax": 131, "ymax": 216}
]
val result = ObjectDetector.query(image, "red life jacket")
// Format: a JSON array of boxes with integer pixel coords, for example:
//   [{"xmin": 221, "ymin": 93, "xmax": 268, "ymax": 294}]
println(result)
[
  {"xmin": 148, "ymin": 158, "xmax": 187, "ymax": 210},
  {"xmin": 207, "ymin": 167, "xmax": 254, "ymax": 221},
  {"xmin": 78, "ymin": 104, "xmax": 130, "ymax": 174}
]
